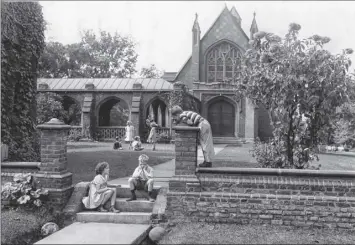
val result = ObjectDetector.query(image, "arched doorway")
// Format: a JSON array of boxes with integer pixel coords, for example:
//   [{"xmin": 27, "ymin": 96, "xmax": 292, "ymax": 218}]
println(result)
[
  {"xmin": 98, "ymin": 97, "xmax": 129, "ymax": 126},
  {"xmin": 146, "ymin": 98, "xmax": 168, "ymax": 127},
  {"xmin": 208, "ymin": 99, "xmax": 235, "ymax": 137},
  {"xmin": 62, "ymin": 96, "xmax": 81, "ymax": 126}
]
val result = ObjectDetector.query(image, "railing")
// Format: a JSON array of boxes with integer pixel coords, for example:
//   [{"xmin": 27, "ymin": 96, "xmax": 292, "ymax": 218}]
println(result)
[
  {"xmin": 69, "ymin": 126, "xmax": 82, "ymax": 139},
  {"xmin": 97, "ymin": 126, "xmax": 126, "ymax": 140},
  {"xmin": 156, "ymin": 127, "xmax": 171, "ymax": 136},
  {"xmin": 193, "ymin": 81, "xmax": 238, "ymax": 90}
]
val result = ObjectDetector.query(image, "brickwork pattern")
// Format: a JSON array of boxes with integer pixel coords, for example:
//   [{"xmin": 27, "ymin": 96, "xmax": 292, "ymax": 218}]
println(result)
[
  {"xmin": 167, "ymin": 126, "xmax": 355, "ymax": 229},
  {"xmin": 173, "ymin": 127, "xmax": 199, "ymax": 176}
]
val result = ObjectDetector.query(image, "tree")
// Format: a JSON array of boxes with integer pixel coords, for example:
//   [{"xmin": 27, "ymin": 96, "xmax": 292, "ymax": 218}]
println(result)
[
  {"xmin": 39, "ymin": 30, "xmax": 138, "ymax": 78},
  {"xmin": 332, "ymin": 102, "xmax": 355, "ymax": 147},
  {"xmin": 238, "ymin": 23, "xmax": 355, "ymax": 169},
  {"xmin": 140, "ymin": 64, "xmax": 163, "ymax": 78},
  {"xmin": 1, "ymin": 2, "xmax": 45, "ymax": 161}
]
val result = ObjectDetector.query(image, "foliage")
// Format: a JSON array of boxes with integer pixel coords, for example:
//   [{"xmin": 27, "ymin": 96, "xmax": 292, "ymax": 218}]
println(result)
[
  {"xmin": 237, "ymin": 23, "xmax": 355, "ymax": 168},
  {"xmin": 1, "ymin": 173, "xmax": 49, "ymax": 209},
  {"xmin": 157, "ymin": 132, "xmax": 172, "ymax": 142},
  {"xmin": 140, "ymin": 64, "xmax": 163, "ymax": 78},
  {"xmin": 251, "ymin": 138, "xmax": 320, "ymax": 169},
  {"xmin": 39, "ymin": 30, "xmax": 138, "ymax": 78},
  {"xmin": 158, "ymin": 82, "xmax": 200, "ymax": 113},
  {"xmin": 332, "ymin": 102, "xmax": 355, "ymax": 147},
  {"xmin": 1, "ymin": 2, "xmax": 46, "ymax": 161}
]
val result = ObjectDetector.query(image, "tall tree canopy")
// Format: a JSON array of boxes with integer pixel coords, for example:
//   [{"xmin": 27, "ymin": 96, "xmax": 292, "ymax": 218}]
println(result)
[
  {"xmin": 238, "ymin": 23, "xmax": 355, "ymax": 169},
  {"xmin": 140, "ymin": 64, "xmax": 163, "ymax": 78},
  {"xmin": 1, "ymin": 1, "xmax": 46, "ymax": 161},
  {"xmin": 39, "ymin": 30, "xmax": 138, "ymax": 78}
]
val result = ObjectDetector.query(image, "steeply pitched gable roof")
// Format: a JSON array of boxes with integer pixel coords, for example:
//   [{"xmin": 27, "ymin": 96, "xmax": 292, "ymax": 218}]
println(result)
[{"xmin": 174, "ymin": 6, "xmax": 250, "ymax": 81}]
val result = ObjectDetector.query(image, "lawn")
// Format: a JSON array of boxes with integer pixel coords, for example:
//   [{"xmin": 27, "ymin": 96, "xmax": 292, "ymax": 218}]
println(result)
[
  {"xmin": 159, "ymin": 222, "xmax": 355, "ymax": 244},
  {"xmin": 67, "ymin": 150, "xmax": 174, "ymax": 184}
]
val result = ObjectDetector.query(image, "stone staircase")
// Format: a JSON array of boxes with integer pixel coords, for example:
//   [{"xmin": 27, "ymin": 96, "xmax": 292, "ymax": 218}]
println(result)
[
  {"xmin": 213, "ymin": 137, "xmax": 243, "ymax": 145},
  {"xmin": 36, "ymin": 185, "xmax": 161, "ymax": 244},
  {"xmin": 76, "ymin": 185, "xmax": 160, "ymax": 225}
]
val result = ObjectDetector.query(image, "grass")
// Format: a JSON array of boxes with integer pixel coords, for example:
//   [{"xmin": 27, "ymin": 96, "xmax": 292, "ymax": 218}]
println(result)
[
  {"xmin": 1, "ymin": 207, "xmax": 64, "ymax": 245},
  {"xmin": 159, "ymin": 223, "xmax": 355, "ymax": 244},
  {"xmin": 67, "ymin": 150, "xmax": 174, "ymax": 184}
]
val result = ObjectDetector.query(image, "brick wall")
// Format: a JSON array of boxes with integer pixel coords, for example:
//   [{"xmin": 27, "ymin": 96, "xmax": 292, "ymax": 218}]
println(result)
[{"xmin": 167, "ymin": 125, "xmax": 355, "ymax": 229}]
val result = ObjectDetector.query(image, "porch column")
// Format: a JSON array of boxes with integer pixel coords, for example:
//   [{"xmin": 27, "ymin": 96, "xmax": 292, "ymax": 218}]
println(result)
[
  {"xmin": 82, "ymin": 83, "xmax": 95, "ymax": 139},
  {"xmin": 131, "ymin": 83, "xmax": 142, "ymax": 137},
  {"xmin": 165, "ymin": 107, "xmax": 170, "ymax": 128},
  {"xmin": 157, "ymin": 105, "xmax": 162, "ymax": 126}
]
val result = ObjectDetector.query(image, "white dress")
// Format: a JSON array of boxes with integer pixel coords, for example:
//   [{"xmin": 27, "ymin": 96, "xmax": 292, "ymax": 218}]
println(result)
[
  {"xmin": 125, "ymin": 125, "xmax": 134, "ymax": 142},
  {"xmin": 82, "ymin": 175, "xmax": 107, "ymax": 209}
]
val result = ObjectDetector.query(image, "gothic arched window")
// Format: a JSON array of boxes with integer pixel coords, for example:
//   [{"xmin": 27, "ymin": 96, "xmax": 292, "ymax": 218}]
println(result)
[{"xmin": 206, "ymin": 42, "xmax": 241, "ymax": 83}]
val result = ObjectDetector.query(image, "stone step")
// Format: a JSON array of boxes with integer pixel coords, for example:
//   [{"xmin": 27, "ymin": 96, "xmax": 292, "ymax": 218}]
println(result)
[
  {"xmin": 76, "ymin": 211, "xmax": 152, "ymax": 224},
  {"xmin": 115, "ymin": 186, "xmax": 160, "ymax": 198},
  {"xmin": 35, "ymin": 222, "xmax": 151, "ymax": 244},
  {"xmin": 213, "ymin": 137, "xmax": 243, "ymax": 145},
  {"xmin": 115, "ymin": 198, "xmax": 155, "ymax": 212}
]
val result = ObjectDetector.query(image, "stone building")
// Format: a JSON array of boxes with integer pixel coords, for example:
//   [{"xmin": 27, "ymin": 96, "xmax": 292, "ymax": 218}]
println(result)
[{"xmin": 37, "ymin": 6, "xmax": 272, "ymax": 142}]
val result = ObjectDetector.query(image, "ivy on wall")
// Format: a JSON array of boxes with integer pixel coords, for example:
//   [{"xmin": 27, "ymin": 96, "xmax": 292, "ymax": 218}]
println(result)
[{"xmin": 1, "ymin": 2, "xmax": 45, "ymax": 161}]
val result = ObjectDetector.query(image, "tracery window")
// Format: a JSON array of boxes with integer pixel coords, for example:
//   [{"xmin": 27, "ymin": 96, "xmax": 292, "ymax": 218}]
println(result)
[{"xmin": 206, "ymin": 42, "xmax": 241, "ymax": 83}]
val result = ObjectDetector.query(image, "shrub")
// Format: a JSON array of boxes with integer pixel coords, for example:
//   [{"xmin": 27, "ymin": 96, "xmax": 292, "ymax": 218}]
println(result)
[
  {"xmin": 158, "ymin": 132, "xmax": 172, "ymax": 143},
  {"xmin": 251, "ymin": 138, "xmax": 320, "ymax": 169},
  {"xmin": 1, "ymin": 173, "xmax": 48, "ymax": 209}
]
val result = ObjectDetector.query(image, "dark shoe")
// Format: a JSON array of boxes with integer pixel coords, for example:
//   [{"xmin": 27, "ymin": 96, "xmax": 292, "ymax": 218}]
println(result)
[
  {"xmin": 198, "ymin": 161, "xmax": 207, "ymax": 167},
  {"xmin": 148, "ymin": 191, "xmax": 155, "ymax": 202},
  {"xmin": 126, "ymin": 190, "xmax": 137, "ymax": 201},
  {"xmin": 206, "ymin": 162, "xmax": 212, "ymax": 168}
]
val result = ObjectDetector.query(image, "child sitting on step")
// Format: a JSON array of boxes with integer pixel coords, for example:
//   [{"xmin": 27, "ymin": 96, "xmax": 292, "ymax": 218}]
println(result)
[{"xmin": 82, "ymin": 162, "xmax": 120, "ymax": 213}]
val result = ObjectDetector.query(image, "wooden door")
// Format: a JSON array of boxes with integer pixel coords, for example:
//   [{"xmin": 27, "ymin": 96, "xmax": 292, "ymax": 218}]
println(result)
[{"xmin": 208, "ymin": 100, "xmax": 235, "ymax": 136}]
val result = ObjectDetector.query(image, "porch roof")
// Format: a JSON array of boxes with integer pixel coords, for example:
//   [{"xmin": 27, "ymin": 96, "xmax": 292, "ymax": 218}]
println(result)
[{"xmin": 37, "ymin": 78, "xmax": 173, "ymax": 91}]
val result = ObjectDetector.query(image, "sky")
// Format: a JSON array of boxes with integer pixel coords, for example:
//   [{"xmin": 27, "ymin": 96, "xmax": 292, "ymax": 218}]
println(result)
[{"xmin": 40, "ymin": 1, "xmax": 355, "ymax": 74}]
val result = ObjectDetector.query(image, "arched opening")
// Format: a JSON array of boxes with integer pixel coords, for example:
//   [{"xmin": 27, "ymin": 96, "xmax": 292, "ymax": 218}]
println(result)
[
  {"xmin": 207, "ymin": 98, "xmax": 235, "ymax": 137},
  {"xmin": 98, "ymin": 97, "xmax": 129, "ymax": 126},
  {"xmin": 146, "ymin": 98, "xmax": 168, "ymax": 127},
  {"xmin": 62, "ymin": 96, "xmax": 81, "ymax": 126}
]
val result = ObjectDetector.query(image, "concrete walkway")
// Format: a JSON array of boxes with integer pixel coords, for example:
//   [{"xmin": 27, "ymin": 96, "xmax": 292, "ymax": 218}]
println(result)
[
  {"xmin": 108, "ymin": 144, "xmax": 227, "ymax": 187},
  {"xmin": 35, "ymin": 223, "xmax": 150, "ymax": 244}
]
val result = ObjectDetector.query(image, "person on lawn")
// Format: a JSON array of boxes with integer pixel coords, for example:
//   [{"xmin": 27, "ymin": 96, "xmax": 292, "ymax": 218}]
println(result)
[
  {"xmin": 127, "ymin": 154, "xmax": 155, "ymax": 202},
  {"xmin": 147, "ymin": 121, "xmax": 158, "ymax": 151},
  {"xmin": 132, "ymin": 136, "xmax": 144, "ymax": 151},
  {"xmin": 82, "ymin": 162, "xmax": 120, "ymax": 213},
  {"xmin": 113, "ymin": 137, "xmax": 123, "ymax": 150},
  {"xmin": 125, "ymin": 121, "xmax": 135, "ymax": 150},
  {"xmin": 171, "ymin": 105, "xmax": 215, "ymax": 168}
]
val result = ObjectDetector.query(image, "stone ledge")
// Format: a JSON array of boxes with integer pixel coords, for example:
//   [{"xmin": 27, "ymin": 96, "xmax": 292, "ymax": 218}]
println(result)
[
  {"xmin": 1, "ymin": 162, "xmax": 40, "ymax": 168},
  {"xmin": 173, "ymin": 126, "xmax": 200, "ymax": 131},
  {"xmin": 167, "ymin": 191, "xmax": 355, "ymax": 203},
  {"xmin": 197, "ymin": 167, "xmax": 355, "ymax": 178}
]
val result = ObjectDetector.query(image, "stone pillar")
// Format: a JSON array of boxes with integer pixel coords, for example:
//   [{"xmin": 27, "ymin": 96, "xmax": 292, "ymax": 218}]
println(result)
[
  {"xmin": 245, "ymin": 97, "xmax": 258, "ymax": 142},
  {"xmin": 82, "ymin": 83, "xmax": 95, "ymax": 139},
  {"xmin": 168, "ymin": 126, "xmax": 200, "ymax": 200},
  {"xmin": 173, "ymin": 126, "xmax": 199, "ymax": 175},
  {"xmin": 36, "ymin": 118, "xmax": 73, "ymax": 210}
]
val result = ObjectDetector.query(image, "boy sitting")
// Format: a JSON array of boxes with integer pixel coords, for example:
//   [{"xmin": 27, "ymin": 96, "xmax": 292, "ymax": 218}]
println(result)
[{"xmin": 113, "ymin": 137, "xmax": 123, "ymax": 150}]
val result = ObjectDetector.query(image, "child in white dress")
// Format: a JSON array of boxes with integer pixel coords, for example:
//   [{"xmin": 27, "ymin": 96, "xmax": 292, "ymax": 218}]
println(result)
[
  {"xmin": 82, "ymin": 162, "xmax": 120, "ymax": 212},
  {"xmin": 125, "ymin": 121, "xmax": 134, "ymax": 150}
]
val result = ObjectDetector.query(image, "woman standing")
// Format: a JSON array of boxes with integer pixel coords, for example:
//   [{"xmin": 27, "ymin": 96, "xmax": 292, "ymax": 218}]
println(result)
[{"xmin": 125, "ymin": 121, "xmax": 134, "ymax": 150}]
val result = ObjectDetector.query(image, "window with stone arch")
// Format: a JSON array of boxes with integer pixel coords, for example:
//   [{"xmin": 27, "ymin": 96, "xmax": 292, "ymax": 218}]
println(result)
[{"xmin": 206, "ymin": 42, "xmax": 242, "ymax": 83}]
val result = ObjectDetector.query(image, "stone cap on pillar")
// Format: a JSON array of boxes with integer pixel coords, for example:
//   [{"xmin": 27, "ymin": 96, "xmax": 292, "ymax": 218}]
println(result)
[
  {"xmin": 37, "ymin": 118, "xmax": 71, "ymax": 130},
  {"xmin": 173, "ymin": 125, "xmax": 200, "ymax": 131}
]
